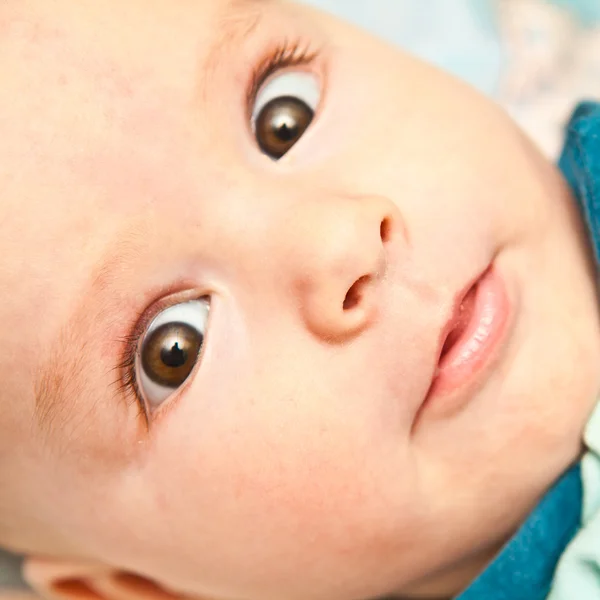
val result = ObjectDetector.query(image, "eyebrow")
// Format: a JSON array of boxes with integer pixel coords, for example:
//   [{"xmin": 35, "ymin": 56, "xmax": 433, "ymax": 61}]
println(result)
[
  {"xmin": 34, "ymin": 233, "xmax": 144, "ymax": 436},
  {"xmin": 203, "ymin": 0, "xmax": 271, "ymax": 81},
  {"xmin": 218, "ymin": 0, "xmax": 271, "ymax": 39},
  {"xmin": 34, "ymin": 314, "xmax": 95, "ymax": 437}
]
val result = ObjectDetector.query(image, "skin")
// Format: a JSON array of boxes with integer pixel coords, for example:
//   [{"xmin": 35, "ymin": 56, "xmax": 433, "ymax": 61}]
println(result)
[{"xmin": 0, "ymin": 1, "xmax": 600, "ymax": 599}]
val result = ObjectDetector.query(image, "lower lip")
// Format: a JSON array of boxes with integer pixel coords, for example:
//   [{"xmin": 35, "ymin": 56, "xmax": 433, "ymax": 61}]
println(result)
[{"xmin": 423, "ymin": 267, "xmax": 511, "ymax": 413}]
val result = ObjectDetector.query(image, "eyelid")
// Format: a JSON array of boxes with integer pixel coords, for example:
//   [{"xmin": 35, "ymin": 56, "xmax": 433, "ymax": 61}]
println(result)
[{"xmin": 245, "ymin": 38, "xmax": 322, "ymax": 121}]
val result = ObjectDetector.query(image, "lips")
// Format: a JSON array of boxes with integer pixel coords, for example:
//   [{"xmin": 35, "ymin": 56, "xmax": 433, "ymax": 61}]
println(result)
[
  {"xmin": 420, "ymin": 265, "xmax": 512, "ymax": 415},
  {"xmin": 439, "ymin": 283, "xmax": 478, "ymax": 362}
]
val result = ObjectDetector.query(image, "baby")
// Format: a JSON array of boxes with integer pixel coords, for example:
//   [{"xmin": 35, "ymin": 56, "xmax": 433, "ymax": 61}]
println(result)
[{"xmin": 1, "ymin": 1, "xmax": 600, "ymax": 599}]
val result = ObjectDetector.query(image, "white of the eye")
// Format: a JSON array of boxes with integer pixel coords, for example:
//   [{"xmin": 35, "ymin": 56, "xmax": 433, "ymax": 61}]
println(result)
[
  {"xmin": 138, "ymin": 299, "xmax": 210, "ymax": 409},
  {"xmin": 252, "ymin": 71, "xmax": 320, "ymax": 129}
]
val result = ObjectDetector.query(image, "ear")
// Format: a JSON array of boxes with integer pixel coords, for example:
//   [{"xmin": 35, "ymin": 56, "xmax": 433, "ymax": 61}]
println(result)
[
  {"xmin": 23, "ymin": 557, "xmax": 184, "ymax": 600},
  {"xmin": 0, "ymin": 593, "xmax": 43, "ymax": 600}
]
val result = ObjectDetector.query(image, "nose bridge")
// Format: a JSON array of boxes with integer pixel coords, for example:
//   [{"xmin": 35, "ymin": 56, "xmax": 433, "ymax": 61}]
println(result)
[
  {"xmin": 281, "ymin": 193, "xmax": 405, "ymax": 342},
  {"xmin": 292, "ymin": 195, "xmax": 387, "ymax": 282}
]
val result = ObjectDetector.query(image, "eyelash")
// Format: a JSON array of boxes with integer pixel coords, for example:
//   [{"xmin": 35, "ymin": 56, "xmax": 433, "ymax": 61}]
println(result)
[
  {"xmin": 247, "ymin": 37, "xmax": 319, "ymax": 116},
  {"xmin": 116, "ymin": 40, "xmax": 320, "ymax": 424},
  {"xmin": 115, "ymin": 304, "xmax": 161, "ymax": 423}
]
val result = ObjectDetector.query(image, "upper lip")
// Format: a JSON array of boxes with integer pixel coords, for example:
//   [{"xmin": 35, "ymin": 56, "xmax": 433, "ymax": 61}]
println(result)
[{"xmin": 411, "ymin": 267, "xmax": 489, "ymax": 431}]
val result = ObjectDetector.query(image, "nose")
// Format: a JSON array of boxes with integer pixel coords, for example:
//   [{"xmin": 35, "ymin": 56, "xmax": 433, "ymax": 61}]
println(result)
[{"xmin": 286, "ymin": 194, "xmax": 405, "ymax": 342}]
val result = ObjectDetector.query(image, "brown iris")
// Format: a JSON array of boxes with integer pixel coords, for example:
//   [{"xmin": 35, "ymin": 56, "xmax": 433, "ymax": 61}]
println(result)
[
  {"xmin": 255, "ymin": 95, "xmax": 314, "ymax": 159},
  {"xmin": 141, "ymin": 322, "xmax": 203, "ymax": 388}
]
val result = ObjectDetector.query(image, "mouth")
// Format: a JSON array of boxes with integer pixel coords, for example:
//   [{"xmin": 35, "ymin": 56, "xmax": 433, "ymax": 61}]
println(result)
[{"xmin": 418, "ymin": 264, "xmax": 512, "ymax": 420}]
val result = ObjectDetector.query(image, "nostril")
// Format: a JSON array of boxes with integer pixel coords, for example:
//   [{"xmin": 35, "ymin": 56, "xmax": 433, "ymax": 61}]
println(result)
[
  {"xmin": 380, "ymin": 217, "xmax": 393, "ymax": 243},
  {"xmin": 343, "ymin": 275, "xmax": 371, "ymax": 311}
]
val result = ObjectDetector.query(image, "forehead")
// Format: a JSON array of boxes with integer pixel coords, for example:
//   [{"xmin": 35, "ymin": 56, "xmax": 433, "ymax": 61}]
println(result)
[
  {"xmin": 0, "ymin": 0, "xmax": 268, "ymax": 123},
  {"xmin": 1, "ymin": 0, "xmax": 264, "ymax": 52},
  {"xmin": 0, "ymin": 0, "xmax": 265, "ymax": 118},
  {"xmin": 0, "ymin": 0, "xmax": 274, "ymax": 434},
  {"xmin": 0, "ymin": 0, "xmax": 269, "ymax": 212}
]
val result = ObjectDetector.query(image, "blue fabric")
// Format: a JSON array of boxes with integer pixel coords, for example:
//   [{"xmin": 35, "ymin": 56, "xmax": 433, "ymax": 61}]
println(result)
[
  {"xmin": 559, "ymin": 102, "xmax": 600, "ymax": 266},
  {"xmin": 456, "ymin": 465, "xmax": 582, "ymax": 600},
  {"xmin": 458, "ymin": 100, "xmax": 600, "ymax": 600}
]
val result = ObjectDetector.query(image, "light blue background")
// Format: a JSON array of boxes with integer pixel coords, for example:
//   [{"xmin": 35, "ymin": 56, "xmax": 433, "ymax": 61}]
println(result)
[
  {"xmin": 300, "ymin": 0, "xmax": 503, "ymax": 95},
  {"xmin": 300, "ymin": 0, "xmax": 600, "ymax": 97},
  {"xmin": 552, "ymin": 0, "xmax": 600, "ymax": 23}
]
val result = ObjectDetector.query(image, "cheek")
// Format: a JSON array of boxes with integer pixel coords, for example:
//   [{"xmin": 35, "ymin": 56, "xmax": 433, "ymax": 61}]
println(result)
[
  {"xmin": 111, "ymin": 336, "xmax": 423, "ymax": 595},
  {"xmin": 323, "ymin": 44, "xmax": 514, "ymax": 246},
  {"xmin": 149, "ymin": 352, "xmax": 400, "ymax": 525}
]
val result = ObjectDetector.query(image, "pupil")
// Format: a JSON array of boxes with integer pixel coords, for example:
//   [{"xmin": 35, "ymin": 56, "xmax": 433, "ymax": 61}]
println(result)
[
  {"xmin": 161, "ymin": 342, "xmax": 187, "ymax": 368},
  {"xmin": 274, "ymin": 117, "xmax": 297, "ymax": 142}
]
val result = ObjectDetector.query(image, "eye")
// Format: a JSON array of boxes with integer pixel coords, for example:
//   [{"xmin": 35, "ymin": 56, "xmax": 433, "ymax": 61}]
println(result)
[
  {"xmin": 137, "ymin": 299, "xmax": 210, "ymax": 410},
  {"xmin": 252, "ymin": 71, "xmax": 320, "ymax": 160}
]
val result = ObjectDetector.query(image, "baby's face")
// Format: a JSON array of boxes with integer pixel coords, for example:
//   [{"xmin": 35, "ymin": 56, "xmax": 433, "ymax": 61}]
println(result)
[{"xmin": 2, "ymin": 1, "xmax": 600, "ymax": 599}]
